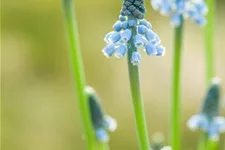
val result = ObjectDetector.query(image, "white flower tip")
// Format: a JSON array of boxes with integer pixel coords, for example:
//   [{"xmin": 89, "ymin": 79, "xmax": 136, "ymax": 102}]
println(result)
[
  {"xmin": 187, "ymin": 115, "xmax": 201, "ymax": 131},
  {"xmin": 161, "ymin": 146, "xmax": 172, "ymax": 150},
  {"xmin": 84, "ymin": 86, "xmax": 95, "ymax": 95},
  {"xmin": 215, "ymin": 117, "xmax": 225, "ymax": 133},
  {"xmin": 104, "ymin": 115, "xmax": 117, "ymax": 132},
  {"xmin": 211, "ymin": 77, "xmax": 221, "ymax": 85}
]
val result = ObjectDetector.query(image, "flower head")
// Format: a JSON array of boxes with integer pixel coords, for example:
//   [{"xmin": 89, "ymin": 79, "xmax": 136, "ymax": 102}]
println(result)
[
  {"xmin": 102, "ymin": 0, "xmax": 165, "ymax": 65},
  {"xmin": 151, "ymin": 0, "xmax": 208, "ymax": 27},
  {"xmin": 85, "ymin": 86, "xmax": 117, "ymax": 143},
  {"xmin": 187, "ymin": 77, "xmax": 225, "ymax": 141}
]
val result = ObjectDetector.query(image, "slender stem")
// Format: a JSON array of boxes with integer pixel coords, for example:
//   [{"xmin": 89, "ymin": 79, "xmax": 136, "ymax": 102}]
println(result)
[
  {"xmin": 204, "ymin": 0, "xmax": 215, "ymax": 85},
  {"xmin": 127, "ymin": 22, "xmax": 150, "ymax": 150},
  {"xmin": 170, "ymin": 16, "xmax": 184, "ymax": 150},
  {"xmin": 62, "ymin": 1, "xmax": 108, "ymax": 150},
  {"xmin": 207, "ymin": 139, "xmax": 218, "ymax": 150},
  {"xmin": 197, "ymin": 132, "xmax": 209, "ymax": 150}
]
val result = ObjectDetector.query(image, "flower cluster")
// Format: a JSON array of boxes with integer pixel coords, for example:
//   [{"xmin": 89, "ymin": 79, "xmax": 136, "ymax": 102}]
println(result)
[
  {"xmin": 187, "ymin": 78, "xmax": 225, "ymax": 141},
  {"xmin": 102, "ymin": 0, "xmax": 165, "ymax": 66},
  {"xmin": 85, "ymin": 86, "xmax": 117, "ymax": 142},
  {"xmin": 151, "ymin": 0, "xmax": 208, "ymax": 27}
]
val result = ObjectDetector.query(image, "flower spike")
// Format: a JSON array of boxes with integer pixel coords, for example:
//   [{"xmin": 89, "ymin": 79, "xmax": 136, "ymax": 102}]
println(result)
[
  {"xmin": 102, "ymin": 0, "xmax": 165, "ymax": 65},
  {"xmin": 151, "ymin": 0, "xmax": 208, "ymax": 27},
  {"xmin": 187, "ymin": 77, "xmax": 225, "ymax": 141},
  {"xmin": 85, "ymin": 86, "xmax": 117, "ymax": 143}
]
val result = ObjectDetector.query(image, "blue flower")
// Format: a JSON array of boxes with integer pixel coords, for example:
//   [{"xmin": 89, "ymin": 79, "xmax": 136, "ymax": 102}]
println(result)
[
  {"xmin": 114, "ymin": 44, "xmax": 128, "ymax": 59},
  {"xmin": 102, "ymin": 0, "xmax": 165, "ymax": 66},
  {"xmin": 96, "ymin": 128, "xmax": 109, "ymax": 142},
  {"xmin": 131, "ymin": 52, "xmax": 142, "ymax": 66},
  {"xmin": 187, "ymin": 78, "xmax": 225, "ymax": 141},
  {"xmin": 85, "ymin": 86, "xmax": 117, "ymax": 143},
  {"xmin": 151, "ymin": 0, "xmax": 208, "ymax": 27}
]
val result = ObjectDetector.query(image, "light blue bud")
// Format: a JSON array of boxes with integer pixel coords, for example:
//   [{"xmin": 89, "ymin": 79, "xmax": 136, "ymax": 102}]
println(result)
[
  {"xmin": 128, "ymin": 20, "xmax": 137, "ymax": 27},
  {"xmin": 151, "ymin": 34, "xmax": 161, "ymax": 46},
  {"xmin": 151, "ymin": 0, "xmax": 162, "ymax": 11},
  {"xmin": 108, "ymin": 32, "xmax": 121, "ymax": 44},
  {"xmin": 122, "ymin": 21, "xmax": 129, "ymax": 29},
  {"xmin": 104, "ymin": 31, "xmax": 113, "ymax": 44},
  {"xmin": 137, "ymin": 25, "xmax": 147, "ymax": 34},
  {"xmin": 114, "ymin": 44, "xmax": 127, "ymax": 59},
  {"xmin": 96, "ymin": 128, "xmax": 109, "ymax": 143},
  {"xmin": 194, "ymin": 16, "xmax": 207, "ymax": 26},
  {"xmin": 145, "ymin": 43, "xmax": 157, "ymax": 56},
  {"xmin": 119, "ymin": 15, "xmax": 127, "ymax": 22},
  {"xmin": 131, "ymin": 52, "xmax": 141, "ymax": 66},
  {"xmin": 145, "ymin": 29, "xmax": 157, "ymax": 42},
  {"xmin": 160, "ymin": 4, "xmax": 172, "ymax": 16},
  {"xmin": 134, "ymin": 34, "xmax": 146, "ymax": 48},
  {"xmin": 120, "ymin": 29, "xmax": 132, "ymax": 42},
  {"xmin": 176, "ymin": 1, "xmax": 185, "ymax": 14},
  {"xmin": 186, "ymin": 8, "xmax": 198, "ymax": 19},
  {"xmin": 156, "ymin": 45, "xmax": 166, "ymax": 56},
  {"xmin": 113, "ymin": 21, "xmax": 122, "ymax": 32},
  {"xmin": 102, "ymin": 44, "xmax": 115, "ymax": 58},
  {"xmin": 103, "ymin": 115, "xmax": 117, "ymax": 132},
  {"xmin": 170, "ymin": 13, "xmax": 181, "ymax": 27},
  {"xmin": 139, "ymin": 19, "xmax": 152, "ymax": 29},
  {"xmin": 196, "ymin": 2, "xmax": 208, "ymax": 15},
  {"xmin": 187, "ymin": 115, "xmax": 207, "ymax": 131}
]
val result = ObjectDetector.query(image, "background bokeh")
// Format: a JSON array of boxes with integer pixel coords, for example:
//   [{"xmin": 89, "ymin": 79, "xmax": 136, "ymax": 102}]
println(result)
[{"xmin": 1, "ymin": 0, "xmax": 225, "ymax": 150}]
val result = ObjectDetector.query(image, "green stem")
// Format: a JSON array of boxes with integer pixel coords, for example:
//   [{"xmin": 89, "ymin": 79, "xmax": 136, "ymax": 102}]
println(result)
[
  {"xmin": 197, "ymin": 132, "xmax": 209, "ymax": 150},
  {"xmin": 170, "ymin": 16, "xmax": 184, "ymax": 150},
  {"xmin": 127, "ymin": 20, "xmax": 150, "ymax": 150},
  {"xmin": 204, "ymin": 0, "xmax": 215, "ymax": 85},
  {"xmin": 207, "ymin": 139, "xmax": 219, "ymax": 150},
  {"xmin": 62, "ymin": 1, "xmax": 108, "ymax": 150}
]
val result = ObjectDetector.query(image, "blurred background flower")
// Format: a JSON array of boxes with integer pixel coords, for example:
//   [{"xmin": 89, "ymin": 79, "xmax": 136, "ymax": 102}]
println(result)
[{"xmin": 1, "ymin": 0, "xmax": 225, "ymax": 150}]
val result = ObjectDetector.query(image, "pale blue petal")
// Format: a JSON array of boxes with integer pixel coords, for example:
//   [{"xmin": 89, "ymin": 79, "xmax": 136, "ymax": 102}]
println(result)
[
  {"xmin": 102, "ymin": 44, "xmax": 115, "ymax": 58},
  {"xmin": 96, "ymin": 128, "xmax": 109, "ymax": 143},
  {"xmin": 145, "ymin": 43, "xmax": 157, "ymax": 56},
  {"xmin": 145, "ymin": 29, "xmax": 157, "ymax": 42},
  {"xmin": 139, "ymin": 19, "xmax": 152, "ymax": 29},
  {"xmin": 170, "ymin": 13, "xmax": 181, "ymax": 27},
  {"xmin": 120, "ymin": 29, "xmax": 132, "ymax": 43},
  {"xmin": 156, "ymin": 45, "xmax": 166, "ymax": 56},
  {"xmin": 131, "ymin": 52, "xmax": 141, "ymax": 66},
  {"xmin": 113, "ymin": 21, "xmax": 122, "ymax": 32},
  {"xmin": 137, "ymin": 25, "xmax": 148, "ymax": 34},
  {"xmin": 134, "ymin": 34, "xmax": 146, "ymax": 48},
  {"xmin": 114, "ymin": 44, "xmax": 127, "ymax": 59}
]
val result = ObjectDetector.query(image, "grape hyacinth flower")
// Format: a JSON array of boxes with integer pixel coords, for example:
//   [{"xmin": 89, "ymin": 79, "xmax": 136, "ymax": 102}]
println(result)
[
  {"xmin": 102, "ymin": 0, "xmax": 165, "ymax": 66},
  {"xmin": 187, "ymin": 78, "xmax": 225, "ymax": 141},
  {"xmin": 151, "ymin": 0, "xmax": 208, "ymax": 27},
  {"xmin": 85, "ymin": 86, "xmax": 117, "ymax": 143}
]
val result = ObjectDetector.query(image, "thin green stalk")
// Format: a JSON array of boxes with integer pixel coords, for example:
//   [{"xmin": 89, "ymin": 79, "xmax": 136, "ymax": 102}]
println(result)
[
  {"xmin": 207, "ymin": 139, "xmax": 219, "ymax": 150},
  {"xmin": 127, "ymin": 20, "xmax": 150, "ymax": 150},
  {"xmin": 62, "ymin": 1, "xmax": 108, "ymax": 150},
  {"xmin": 204, "ymin": 0, "xmax": 215, "ymax": 85},
  {"xmin": 197, "ymin": 132, "xmax": 209, "ymax": 150},
  {"xmin": 170, "ymin": 17, "xmax": 184, "ymax": 150}
]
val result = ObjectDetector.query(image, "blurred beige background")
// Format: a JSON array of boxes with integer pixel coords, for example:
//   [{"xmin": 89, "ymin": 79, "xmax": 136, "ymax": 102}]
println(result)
[{"xmin": 1, "ymin": 0, "xmax": 225, "ymax": 150}]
